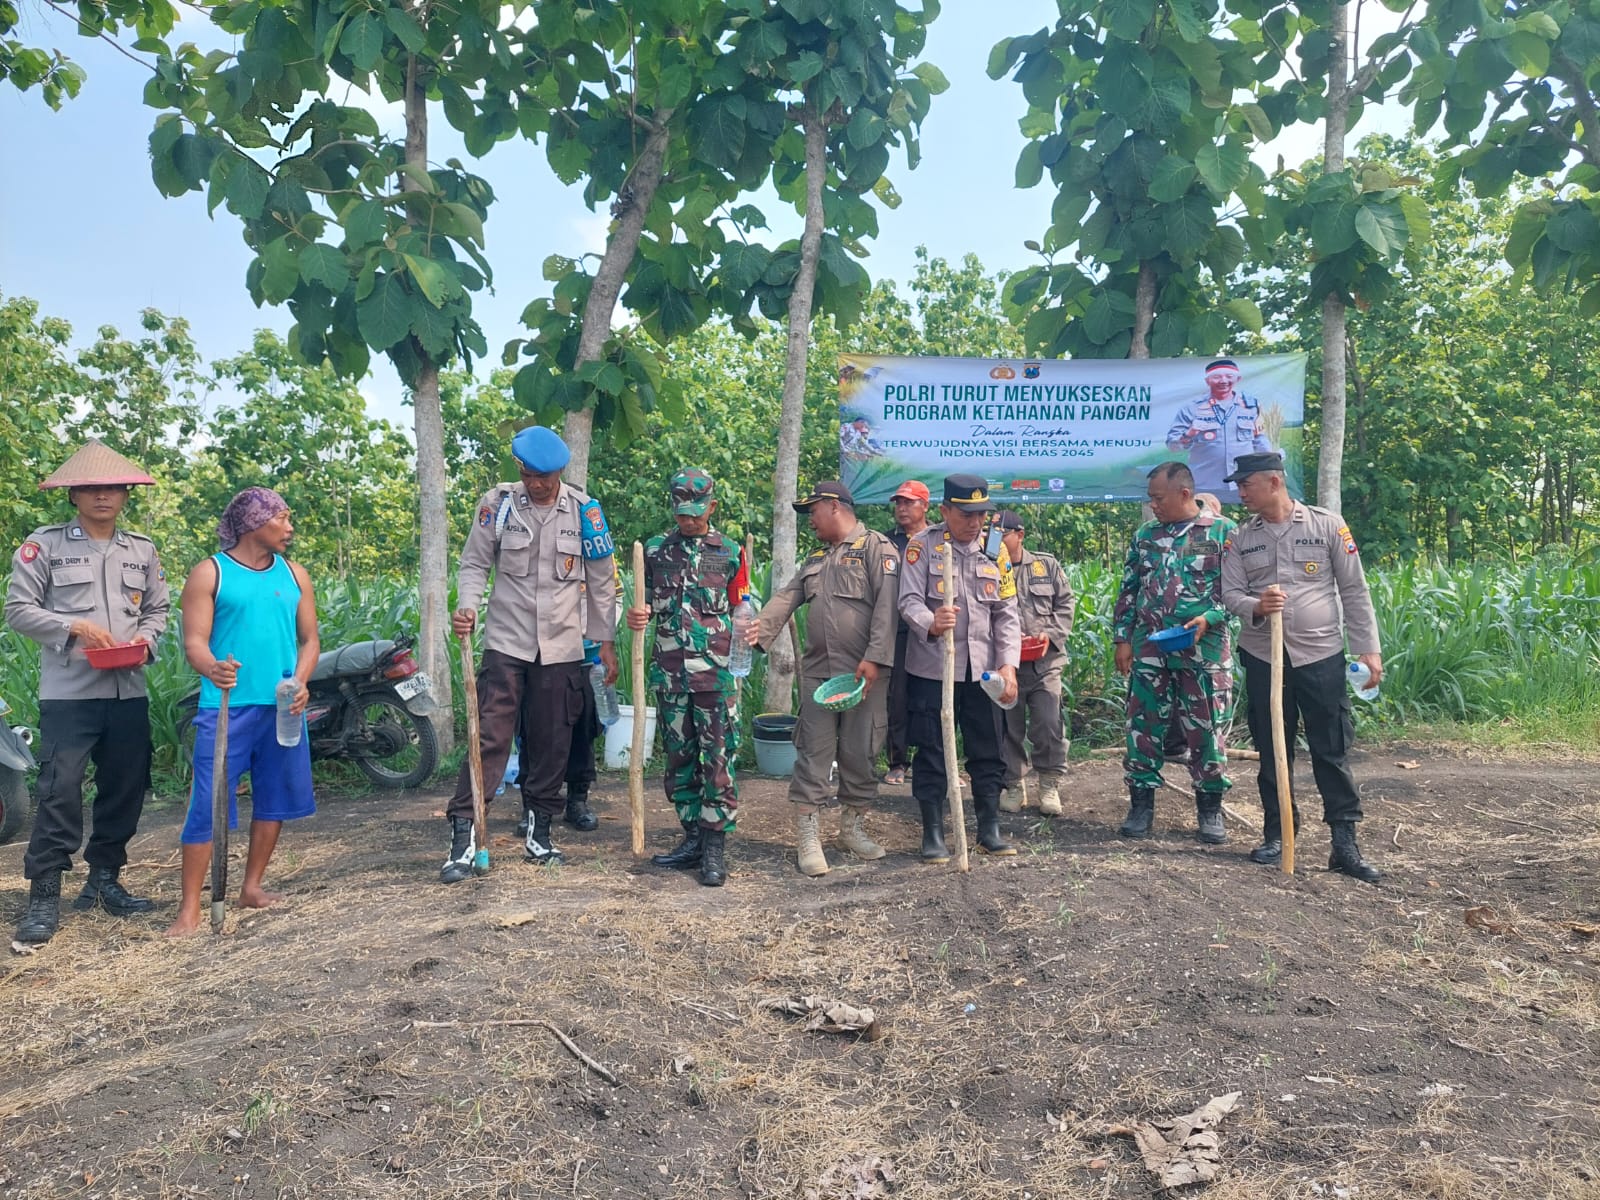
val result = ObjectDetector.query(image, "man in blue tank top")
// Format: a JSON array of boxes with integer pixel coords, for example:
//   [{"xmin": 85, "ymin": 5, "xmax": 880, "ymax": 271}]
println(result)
[{"xmin": 166, "ymin": 488, "xmax": 319, "ymax": 936}]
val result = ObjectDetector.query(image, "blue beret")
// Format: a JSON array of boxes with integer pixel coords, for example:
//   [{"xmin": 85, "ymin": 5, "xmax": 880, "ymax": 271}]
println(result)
[{"xmin": 511, "ymin": 426, "xmax": 570, "ymax": 473}]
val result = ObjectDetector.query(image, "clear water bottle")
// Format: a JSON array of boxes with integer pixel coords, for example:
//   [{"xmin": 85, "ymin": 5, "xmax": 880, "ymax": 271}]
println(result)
[
  {"xmin": 728, "ymin": 593, "xmax": 756, "ymax": 678},
  {"xmin": 979, "ymin": 670, "xmax": 1018, "ymax": 710},
  {"xmin": 590, "ymin": 660, "xmax": 621, "ymax": 726},
  {"xmin": 1348, "ymin": 660, "xmax": 1380, "ymax": 702},
  {"xmin": 275, "ymin": 670, "xmax": 302, "ymax": 746}
]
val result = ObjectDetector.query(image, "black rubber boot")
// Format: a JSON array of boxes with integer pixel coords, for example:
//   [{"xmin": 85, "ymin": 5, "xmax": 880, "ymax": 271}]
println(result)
[
  {"xmin": 917, "ymin": 796, "xmax": 949, "ymax": 863},
  {"xmin": 1195, "ymin": 792, "xmax": 1227, "ymax": 845},
  {"xmin": 524, "ymin": 810, "xmax": 566, "ymax": 866},
  {"xmin": 16, "ymin": 872, "xmax": 62, "ymax": 944},
  {"xmin": 440, "ymin": 817, "xmax": 478, "ymax": 884},
  {"xmin": 699, "ymin": 827, "xmax": 727, "ymax": 887},
  {"xmin": 974, "ymin": 794, "xmax": 1016, "ymax": 856},
  {"xmin": 1119, "ymin": 786, "xmax": 1156, "ymax": 839},
  {"xmin": 73, "ymin": 865, "xmax": 156, "ymax": 915},
  {"xmin": 1329, "ymin": 821, "xmax": 1382, "ymax": 884},
  {"xmin": 651, "ymin": 821, "xmax": 703, "ymax": 869},
  {"xmin": 563, "ymin": 788, "xmax": 599, "ymax": 832},
  {"xmin": 515, "ymin": 811, "xmax": 530, "ymax": 838}
]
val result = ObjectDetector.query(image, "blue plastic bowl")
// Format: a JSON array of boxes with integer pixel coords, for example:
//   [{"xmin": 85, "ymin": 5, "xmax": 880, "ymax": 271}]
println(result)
[{"xmin": 1147, "ymin": 625, "xmax": 1196, "ymax": 651}]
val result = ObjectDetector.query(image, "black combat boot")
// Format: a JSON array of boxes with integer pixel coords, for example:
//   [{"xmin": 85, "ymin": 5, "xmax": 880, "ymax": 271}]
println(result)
[
  {"xmin": 1119, "ymin": 786, "xmax": 1156, "ymax": 838},
  {"xmin": 524, "ymin": 810, "xmax": 566, "ymax": 866},
  {"xmin": 440, "ymin": 817, "xmax": 478, "ymax": 884},
  {"xmin": 651, "ymin": 821, "xmax": 704, "ymax": 869},
  {"xmin": 1250, "ymin": 805, "xmax": 1302, "ymax": 863},
  {"xmin": 515, "ymin": 811, "xmax": 530, "ymax": 838},
  {"xmin": 917, "ymin": 795, "xmax": 949, "ymax": 863},
  {"xmin": 974, "ymin": 793, "xmax": 1016, "ymax": 856},
  {"xmin": 563, "ymin": 787, "xmax": 599, "ymax": 832},
  {"xmin": 1195, "ymin": 792, "xmax": 1227, "ymax": 845},
  {"xmin": 73, "ymin": 865, "xmax": 156, "ymax": 915},
  {"xmin": 699, "ymin": 827, "xmax": 727, "ymax": 887},
  {"xmin": 1328, "ymin": 821, "xmax": 1382, "ymax": 884},
  {"xmin": 16, "ymin": 872, "xmax": 62, "ymax": 944}
]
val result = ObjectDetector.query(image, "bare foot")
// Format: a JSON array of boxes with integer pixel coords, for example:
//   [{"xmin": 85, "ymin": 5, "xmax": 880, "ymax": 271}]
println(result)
[
  {"xmin": 164, "ymin": 909, "xmax": 204, "ymax": 938},
  {"xmin": 237, "ymin": 886, "xmax": 284, "ymax": 909}
]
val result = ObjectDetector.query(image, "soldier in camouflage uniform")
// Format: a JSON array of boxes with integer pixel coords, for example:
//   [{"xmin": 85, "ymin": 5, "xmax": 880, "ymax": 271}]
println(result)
[
  {"xmin": 625, "ymin": 469, "xmax": 749, "ymax": 888},
  {"xmin": 1112, "ymin": 462, "xmax": 1236, "ymax": 843}
]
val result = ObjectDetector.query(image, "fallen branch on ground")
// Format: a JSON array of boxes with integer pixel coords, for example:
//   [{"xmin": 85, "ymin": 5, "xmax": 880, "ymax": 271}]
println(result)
[{"xmin": 409, "ymin": 1019, "xmax": 620, "ymax": 1085}]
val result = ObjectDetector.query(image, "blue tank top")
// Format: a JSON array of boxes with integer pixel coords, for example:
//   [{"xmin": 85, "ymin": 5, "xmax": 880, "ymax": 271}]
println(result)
[{"xmin": 199, "ymin": 552, "xmax": 302, "ymax": 709}]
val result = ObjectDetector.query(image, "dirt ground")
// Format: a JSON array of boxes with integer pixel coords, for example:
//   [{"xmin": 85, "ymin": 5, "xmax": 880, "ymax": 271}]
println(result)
[{"xmin": 1, "ymin": 744, "xmax": 1597, "ymax": 1200}]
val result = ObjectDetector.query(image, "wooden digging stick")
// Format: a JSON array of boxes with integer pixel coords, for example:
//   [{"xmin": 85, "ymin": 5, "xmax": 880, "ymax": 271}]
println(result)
[
  {"xmin": 458, "ymin": 634, "xmax": 489, "ymax": 875},
  {"xmin": 629, "ymin": 540, "xmax": 647, "ymax": 858},
  {"xmin": 942, "ymin": 546, "xmax": 970, "ymax": 871},
  {"xmin": 1269, "ymin": 605, "xmax": 1295, "ymax": 875},
  {"xmin": 209, "ymin": 682, "xmax": 232, "ymax": 935}
]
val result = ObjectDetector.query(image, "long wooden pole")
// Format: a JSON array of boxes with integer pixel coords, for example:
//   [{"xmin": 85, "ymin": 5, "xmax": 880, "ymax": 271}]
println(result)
[
  {"xmin": 209, "ymin": 683, "xmax": 231, "ymax": 935},
  {"xmin": 629, "ymin": 540, "xmax": 647, "ymax": 857},
  {"xmin": 1269, "ymin": 607, "xmax": 1294, "ymax": 874},
  {"xmin": 458, "ymin": 635, "xmax": 489, "ymax": 875},
  {"xmin": 942, "ymin": 544, "xmax": 970, "ymax": 871}
]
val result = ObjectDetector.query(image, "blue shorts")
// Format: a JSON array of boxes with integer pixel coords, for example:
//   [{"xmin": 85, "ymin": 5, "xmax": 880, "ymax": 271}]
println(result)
[{"xmin": 182, "ymin": 705, "xmax": 316, "ymax": 844}]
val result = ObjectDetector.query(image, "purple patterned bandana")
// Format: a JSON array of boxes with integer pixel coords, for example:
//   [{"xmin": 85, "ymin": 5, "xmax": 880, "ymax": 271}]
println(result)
[{"xmin": 217, "ymin": 487, "xmax": 288, "ymax": 550}]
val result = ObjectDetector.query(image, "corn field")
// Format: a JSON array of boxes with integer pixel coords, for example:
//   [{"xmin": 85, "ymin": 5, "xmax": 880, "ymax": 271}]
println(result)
[{"xmin": 5, "ymin": 560, "xmax": 1600, "ymax": 778}]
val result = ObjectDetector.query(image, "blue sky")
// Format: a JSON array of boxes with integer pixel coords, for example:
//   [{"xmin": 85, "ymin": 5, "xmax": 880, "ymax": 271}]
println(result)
[{"xmin": 2, "ymin": 3, "xmax": 1348, "ymax": 427}]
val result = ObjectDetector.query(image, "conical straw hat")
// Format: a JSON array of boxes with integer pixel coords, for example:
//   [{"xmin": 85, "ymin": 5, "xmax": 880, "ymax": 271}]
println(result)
[{"xmin": 38, "ymin": 440, "xmax": 156, "ymax": 490}]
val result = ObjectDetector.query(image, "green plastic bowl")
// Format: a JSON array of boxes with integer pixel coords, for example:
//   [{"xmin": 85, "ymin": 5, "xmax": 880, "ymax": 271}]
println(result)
[{"xmin": 813, "ymin": 673, "xmax": 866, "ymax": 712}]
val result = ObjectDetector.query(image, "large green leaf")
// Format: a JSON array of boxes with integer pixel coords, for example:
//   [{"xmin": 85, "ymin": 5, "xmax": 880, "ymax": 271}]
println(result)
[
  {"xmin": 1103, "ymin": 0, "xmax": 1156, "ymax": 40},
  {"xmin": 1310, "ymin": 200, "xmax": 1360, "ymax": 256},
  {"xmin": 356, "ymin": 273, "xmax": 414, "ymax": 349},
  {"xmin": 1148, "ymin": 155, "xmax": 1198, "ymax": 203},
  {"xmin": 1354, "ymin": 201, "xmax": 1408, "ymax": 259},
  {"xmin": 338, "ymin": 11, "xmax": 383, "ymax": 72},
  {"xmin": 344, "ymin": 199, "xmax": 388, "ymax": 249},
  {"xmin": 299, "ymin": 242, "xmax": 349, "ymax": 292},
  {"xmin": 260, "ymin": 238, "xmax": 300, "ymax": 304},
  {"xmin": 1162, "ymin": 193, "xmax": 1215, "ymax": 257},
  {"xmin": 1195, "ymin": 141, "xmax": 1248, "ymax": 195}
]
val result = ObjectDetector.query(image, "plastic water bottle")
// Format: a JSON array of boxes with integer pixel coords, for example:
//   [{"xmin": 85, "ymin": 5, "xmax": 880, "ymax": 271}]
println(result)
[
  {"xmin": 728, "ymin": 593, "xmax": 756, "ymax": 678},
  {"xmin": 275, "ymin": 670, "xmax": 302, "ymax": 746},
  {"xmin": 590, "ymin": 660, "xmax": 621, "ymax": 726},
  {"xmin": 979, "ymin": 671, "xmax": 1018, "ymax": 710},
  {"xmin": 1348, "ymin": 661, "xmax": 1380, "ymax": 702}
]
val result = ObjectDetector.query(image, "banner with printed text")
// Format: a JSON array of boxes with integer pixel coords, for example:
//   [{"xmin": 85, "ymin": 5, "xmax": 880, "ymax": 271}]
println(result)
[{"xmin": 838, "ymin": 352, "xmax": 1306, "ymax": 506}]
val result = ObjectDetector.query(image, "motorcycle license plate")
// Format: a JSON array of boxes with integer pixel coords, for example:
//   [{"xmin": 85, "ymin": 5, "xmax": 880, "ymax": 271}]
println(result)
[{"xmin": 395, "ymin": 673, "xmax": 431, "ymax": 701}]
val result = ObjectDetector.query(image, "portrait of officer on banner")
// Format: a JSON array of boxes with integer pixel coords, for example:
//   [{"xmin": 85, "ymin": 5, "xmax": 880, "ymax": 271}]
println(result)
[{"xmin": 1165, "ymin": 358, "xmax": 1278, "ymax": 503}]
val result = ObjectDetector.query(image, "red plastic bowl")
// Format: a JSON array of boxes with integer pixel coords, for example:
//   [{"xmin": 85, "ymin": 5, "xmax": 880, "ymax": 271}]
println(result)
[{"xmin": 84, "ymin": 642, "xmax": 148, "ymax": 670}]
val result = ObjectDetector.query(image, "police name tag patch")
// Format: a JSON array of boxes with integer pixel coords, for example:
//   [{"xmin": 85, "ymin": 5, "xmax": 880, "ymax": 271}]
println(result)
[{"xmin": 19, "ymin": 541, "xmax": 40, "ymax": 564}]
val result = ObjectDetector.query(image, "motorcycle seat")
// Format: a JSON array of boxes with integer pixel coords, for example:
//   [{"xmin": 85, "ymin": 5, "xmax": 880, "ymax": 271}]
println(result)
[{"xmin": 310, "ymin": 639, "xmax": 398, "ymax": 682}]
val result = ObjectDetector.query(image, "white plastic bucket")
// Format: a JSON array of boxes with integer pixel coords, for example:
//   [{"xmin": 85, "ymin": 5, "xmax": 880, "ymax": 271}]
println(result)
[{"xmin": 604, "ymin": 704, "xmax": 658, "ymax": 770}]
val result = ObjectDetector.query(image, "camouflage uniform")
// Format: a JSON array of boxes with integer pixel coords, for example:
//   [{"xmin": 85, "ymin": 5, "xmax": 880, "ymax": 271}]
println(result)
[
  {"xmin": 1112, "ymin": 510, "xmax": 1237, "ymax": 796},
  {"xmin": 645, "ymin": 528, "xmax": 745, "ymax": 831}
]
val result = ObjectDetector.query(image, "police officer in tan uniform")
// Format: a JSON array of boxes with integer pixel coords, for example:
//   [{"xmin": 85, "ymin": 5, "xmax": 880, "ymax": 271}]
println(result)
[
  {"xmin": 1220, "ymin": 452, "xmax": 1383, "ymax": 883},
  {"xmin": 752, "ymin": 482, "xmax": 899, "ymax": 877},
  {"xmin": 4, "ymin": 442, "xmax": 170, "ymax": 944},
  {"xmin": 994, "ymin": 511, "xmax": 1075, "ymax": 817},
  {"xmin": 899, "ymin": 474, "xmax": 1022, "ymax": 861},
  {"xmin": 441, "ymin": 426, "xmax": 618, "ymax": 882}
]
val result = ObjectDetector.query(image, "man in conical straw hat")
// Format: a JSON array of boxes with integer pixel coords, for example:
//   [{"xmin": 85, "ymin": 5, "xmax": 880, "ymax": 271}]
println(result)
[{"xmin": 4, "ymin": 441, "xmax": 169, "ymax": 946}]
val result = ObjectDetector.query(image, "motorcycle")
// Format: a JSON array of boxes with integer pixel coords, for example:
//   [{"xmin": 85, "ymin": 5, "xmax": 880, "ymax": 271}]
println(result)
[
  {"xmin": 0, "ymin": 695, "xmax": 36, "ymax": 845},
  {"xmin": 181, "ymin": 634, "xmax": 440, "ymax": 790}
]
